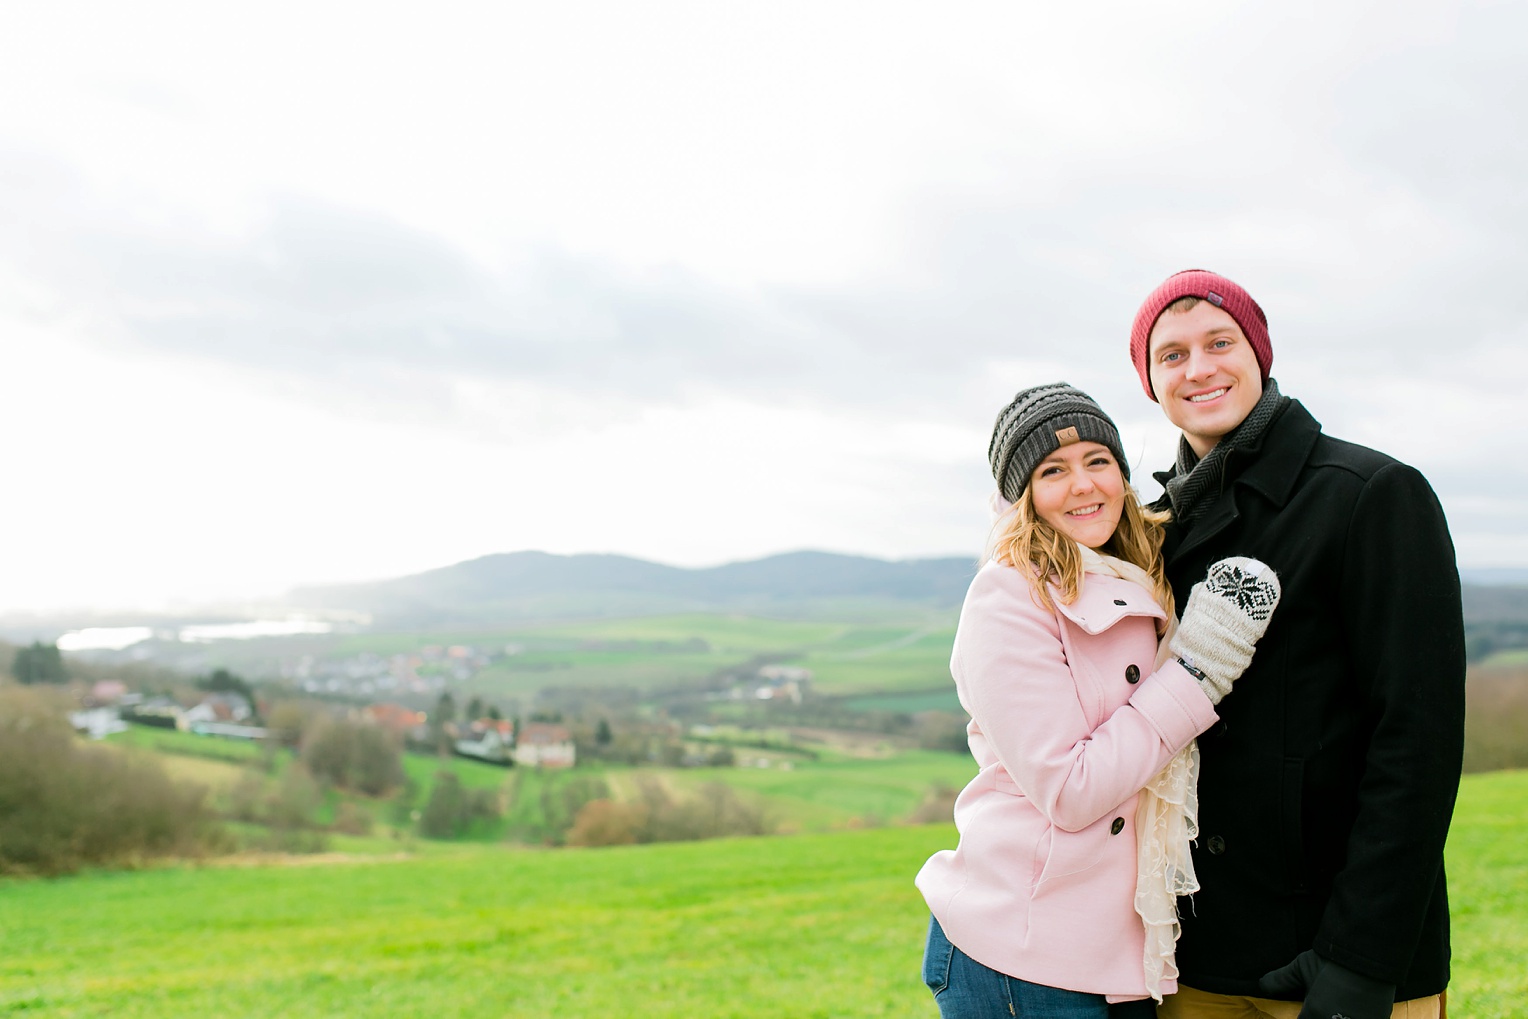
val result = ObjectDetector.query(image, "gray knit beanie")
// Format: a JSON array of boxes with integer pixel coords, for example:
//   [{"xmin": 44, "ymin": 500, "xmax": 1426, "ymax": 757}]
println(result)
[{"xmin": 989, "ymin": 383, "xmax": 1131, "ymax": 503}]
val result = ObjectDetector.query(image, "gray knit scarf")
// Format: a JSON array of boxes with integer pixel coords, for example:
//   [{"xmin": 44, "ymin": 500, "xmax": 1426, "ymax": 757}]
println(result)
[{"xmin": 1163, "ymin": 379, "xmax": 1287, "ymax": 527}]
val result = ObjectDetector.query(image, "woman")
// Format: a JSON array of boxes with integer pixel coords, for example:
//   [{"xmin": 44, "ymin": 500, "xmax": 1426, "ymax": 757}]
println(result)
[{"xmin": 916, "ymin": 383, "xmax": 1281, "ymax": 1017}]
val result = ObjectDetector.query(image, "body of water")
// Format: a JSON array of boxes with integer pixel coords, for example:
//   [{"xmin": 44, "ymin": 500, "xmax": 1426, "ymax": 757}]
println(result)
[{"xmin": 57, "ymin": 618, "xmax": 334, "ymax": 651}]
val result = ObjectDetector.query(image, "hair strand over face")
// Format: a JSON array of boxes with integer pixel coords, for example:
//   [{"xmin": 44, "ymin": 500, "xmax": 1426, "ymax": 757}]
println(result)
[{"xmin": 988, "ymin": 484, "xmax": 1175, "ymax": 618}]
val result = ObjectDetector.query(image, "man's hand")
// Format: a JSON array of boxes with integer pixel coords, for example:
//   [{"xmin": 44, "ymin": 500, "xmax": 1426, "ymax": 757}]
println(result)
[{"xmin": 1258, "ymin": 949, "xmax": 1396, "ymax": 1019}]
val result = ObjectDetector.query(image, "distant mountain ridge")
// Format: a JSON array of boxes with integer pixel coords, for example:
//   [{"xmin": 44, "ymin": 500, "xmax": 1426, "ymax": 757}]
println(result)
[
  {"xmin": 285, "ymin": 550, "xmax": 982, "ymax": 626},
  {"xmin": 284, "ymin": 552, "xmax": 1528, "ymax": 656}
]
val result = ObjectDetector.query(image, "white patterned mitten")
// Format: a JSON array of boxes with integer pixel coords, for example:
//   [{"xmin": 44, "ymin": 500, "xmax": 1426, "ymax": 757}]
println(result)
[{"xmin": 1168, "ymin": 557, "xmax": 1282, "ymax": 705}]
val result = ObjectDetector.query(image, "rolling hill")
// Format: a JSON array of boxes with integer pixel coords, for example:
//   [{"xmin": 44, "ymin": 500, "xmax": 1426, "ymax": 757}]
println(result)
[{"xmin": 285, "ymin": 549, "xmax": 981, "ymax": 625}]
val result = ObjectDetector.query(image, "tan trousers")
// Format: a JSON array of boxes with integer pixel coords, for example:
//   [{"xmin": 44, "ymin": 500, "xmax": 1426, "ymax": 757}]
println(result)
[{"xmin": 1157, "ymin": 984, "xmax": 1443, "ymax": 1019}]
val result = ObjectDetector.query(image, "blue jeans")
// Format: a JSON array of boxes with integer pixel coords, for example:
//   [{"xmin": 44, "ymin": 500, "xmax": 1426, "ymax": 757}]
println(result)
[{"xmin": 922, "ymin": 915, "xmax": 1157, "ymax": 1019}]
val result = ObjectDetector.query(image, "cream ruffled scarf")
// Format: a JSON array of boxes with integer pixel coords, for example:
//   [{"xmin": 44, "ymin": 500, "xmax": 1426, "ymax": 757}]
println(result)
[{"xmin": 1076, "ymin": 545, "xmax": 1199, "ymax": 1004}]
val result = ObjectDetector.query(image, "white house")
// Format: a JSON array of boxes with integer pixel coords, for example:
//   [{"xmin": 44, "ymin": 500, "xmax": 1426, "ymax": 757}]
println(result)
[
  {"xmin": 69, "ymin": 707, "xmax": 128, "ymax": 740},
  {"xmin": 513, "ymin": 722, "xmax": 576, "ymax": 768}
]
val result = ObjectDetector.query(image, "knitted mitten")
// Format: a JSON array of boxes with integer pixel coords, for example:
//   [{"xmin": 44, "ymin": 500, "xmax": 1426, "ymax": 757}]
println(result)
[{"xmin": 1169, "ymin": 557, "xmax": 1282, "ymax": 705}]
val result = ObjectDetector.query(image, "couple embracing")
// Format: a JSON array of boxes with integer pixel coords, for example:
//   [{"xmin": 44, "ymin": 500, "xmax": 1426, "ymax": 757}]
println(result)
[{"xmin": 916, "ymin": 270, "xmax": 1465, "ymax": 1019}]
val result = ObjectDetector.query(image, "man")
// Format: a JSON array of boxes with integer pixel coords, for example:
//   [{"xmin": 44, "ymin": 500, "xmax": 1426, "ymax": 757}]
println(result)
[{"xmin": 1129, "ymin": 270, "xmax": 1465, "ymax": 1019}]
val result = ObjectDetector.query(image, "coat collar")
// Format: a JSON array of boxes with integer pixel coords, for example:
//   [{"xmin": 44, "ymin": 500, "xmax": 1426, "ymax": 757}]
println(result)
[
  {"xmin": 1053, "ymin": 572, "xmax": 1167, "ymax": 635},
  {"xmin": 1157, "ymin": 399, "xmax": 1322, "ymax": 562},
  {"xmin": 1230, "ymin": 398, "xmax": 1320, "ymax": 509}
]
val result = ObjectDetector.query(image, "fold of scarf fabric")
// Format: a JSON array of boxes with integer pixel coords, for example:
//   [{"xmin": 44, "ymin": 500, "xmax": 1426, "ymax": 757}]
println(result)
[
  {"xmin": 1132, "ymin": 703, "xmax": 1198, "ymax": 1003},
  {"xmin": 1163, "ymin": 379, "xmax": 1286, "ymax": 527},
  {"xmin": 1077, "ymin": 545, "xmax": 1196, "ymax": 1004}
]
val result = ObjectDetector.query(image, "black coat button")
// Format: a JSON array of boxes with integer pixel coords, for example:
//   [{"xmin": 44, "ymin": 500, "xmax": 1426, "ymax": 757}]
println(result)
[
  {"xmin": 1113, "ymin": 599, "xmax": 1127, "ymax": 606},
  {"xmin": 1110, "ymin": 817, "xmax": 1125, "ymax": 835},
  {"xmin": 1206, "ymin": 835, "xmax": 1226, "ymax": 855},
  {"xmin": 1125, "ymin": 664, "xmax": 1140, "ymax": 684}
]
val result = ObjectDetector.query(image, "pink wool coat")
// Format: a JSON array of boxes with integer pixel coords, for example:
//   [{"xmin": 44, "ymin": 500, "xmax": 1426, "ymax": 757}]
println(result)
[{"xmin": 916, "ymin": 559, "xmax": 1219, "ymax": 1001}]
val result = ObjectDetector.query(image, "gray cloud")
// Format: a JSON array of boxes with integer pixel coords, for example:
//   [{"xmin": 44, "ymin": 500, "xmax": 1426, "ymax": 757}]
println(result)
[
  {"xmin": 7, "ymin": 0, "xmax": 1526, "ymax": 422},
  {"xmin": 4, "ymin": 183, "xmax": 834, "ymax": 406},
  {"xmin": 4, "ymin": 0, "xmax": 1527, "ymax": 568}
]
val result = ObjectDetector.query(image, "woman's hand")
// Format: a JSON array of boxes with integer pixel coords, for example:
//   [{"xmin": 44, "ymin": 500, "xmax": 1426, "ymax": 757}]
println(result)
[{"xmin": 1167, "ymin": 557, "xmax": 1281, "ymax": 704}]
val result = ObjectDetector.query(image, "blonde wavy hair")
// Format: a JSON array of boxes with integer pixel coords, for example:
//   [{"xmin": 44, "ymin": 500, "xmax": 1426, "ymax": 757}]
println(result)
[{"xmin": 989, "ymin": 482, "xmax": 1174, "ymax": 617}]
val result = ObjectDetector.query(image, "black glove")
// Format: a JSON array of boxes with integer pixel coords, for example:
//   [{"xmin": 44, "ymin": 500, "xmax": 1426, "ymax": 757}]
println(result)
[{"xmin": 1258, "ymin": 949, "xmax": 1395, "ymax": 1019}]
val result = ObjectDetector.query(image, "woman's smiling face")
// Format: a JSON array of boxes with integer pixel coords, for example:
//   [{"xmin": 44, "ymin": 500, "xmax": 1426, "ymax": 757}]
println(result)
[{"xmin": 1028, "ymin": 441, "xmax": 1127, "ymax": 549}]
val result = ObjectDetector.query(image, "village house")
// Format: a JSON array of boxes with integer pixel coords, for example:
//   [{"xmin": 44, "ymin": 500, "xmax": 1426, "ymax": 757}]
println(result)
[
  {"xmin": 89, "ymin": 679, "xmax": 128, "ymax": 705},
  {"xmin": 121, "ymin": 696, "xmax": 186, "ymax": 730},
  {"xmin": 182, "ymin": 692, "xmax": 253, "ymax": 725},
  {"xmin": 514, "ymin": 722, "xmax": 575, "ymax": 768},
  {"xmin": 454, "ymin": 718, "xmax": 515, "ymax": 765},
  {"xmin": 364, "ymin": 702, "xmax": 429, "ymax": 744},
  {"xmin": 753, "ymin": 664, "xmax": 811, "ymax": 705},
  {"xmin": 117, "ymin": 693, "xmax": 267, "ymax": 740},
  {"xmin": 180, "ymin": 693, "xmax": 266, "ymax": 739},
  {"xmin": 69, "ymin": 706, "xmax": 128, "ymax": 739}
]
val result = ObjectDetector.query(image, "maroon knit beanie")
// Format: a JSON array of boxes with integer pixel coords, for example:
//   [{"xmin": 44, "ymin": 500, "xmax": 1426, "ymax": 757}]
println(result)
[{"xmin": 1129, "ymin": 269, "xmax": 1272, "ymax": 401}]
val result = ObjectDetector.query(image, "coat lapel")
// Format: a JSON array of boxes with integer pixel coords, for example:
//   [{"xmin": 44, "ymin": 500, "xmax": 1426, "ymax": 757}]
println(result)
[
  {"xmin": 1171, "ymin": 491, "xmax": 1241, "ymax": 563},
  {"xmin": 1166, "ymin": 400, "xmax": 1322, "ymax": 563}
]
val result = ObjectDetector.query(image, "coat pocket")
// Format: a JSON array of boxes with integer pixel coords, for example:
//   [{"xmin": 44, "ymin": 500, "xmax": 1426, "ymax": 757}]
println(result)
[
  {"xmin": 1036, "ymin": 819, "xmax": 1112, "ymax": 885},
  {"xmin": 1279, "ymin": 757, "xmax": 1308, "ymax": 893}
]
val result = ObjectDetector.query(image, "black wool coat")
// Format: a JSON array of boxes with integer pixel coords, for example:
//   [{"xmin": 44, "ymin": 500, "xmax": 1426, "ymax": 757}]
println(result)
[{"xmin": 1153, "ymin": 399, "xmax": 1465, "ymax": 1000}]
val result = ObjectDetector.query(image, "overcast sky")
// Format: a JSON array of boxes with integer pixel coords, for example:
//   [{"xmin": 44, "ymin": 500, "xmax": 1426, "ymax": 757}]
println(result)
[{"xmin": 3, "ymin": 0, "xmax": 1525, "ymax": 614}]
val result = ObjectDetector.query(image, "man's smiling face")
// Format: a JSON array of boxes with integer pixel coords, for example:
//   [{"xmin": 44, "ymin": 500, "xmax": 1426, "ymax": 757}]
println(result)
[{"xmin": 1147, "ymin": 300, "xmax": 1264, "ymax": 458}]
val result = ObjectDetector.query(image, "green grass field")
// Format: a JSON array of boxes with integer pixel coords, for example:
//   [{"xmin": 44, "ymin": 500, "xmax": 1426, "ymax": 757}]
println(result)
[
  {"xmin": 180, "ymin": 611, "xmax": 962, "ymax": 701},
  {"xmin": 393, "ymin": 748, "xmax": 976, "ymax": 840},
  {"xmin": 802, "ymin": 628, "xmax": 957, "ymax": 696},
  {"xmin": 2, "ymin": 771, "xmax": 1524, "ymax": 1018},
  {"xmin": 0, "ymin": 826, "xmax": 946, "ymax": 1018},
  {"xmin": 712, "ymin": 751, "xmax": 973, "ymax": 829},
  {"xmin": 1438, "ymin": 770, "xmax": 1528, "ymax": 1015},
  {"xmin": 109, "ymin": 725, "xmax": 268, "ymax": 763}
]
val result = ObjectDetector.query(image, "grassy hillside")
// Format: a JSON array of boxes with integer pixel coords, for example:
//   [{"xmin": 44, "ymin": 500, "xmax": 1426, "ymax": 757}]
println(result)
[
  {"xmin": 0, "ymin": 826, "xmax": 948, "ymax": 1018},
  {"xmin": 1, "ymin": 770, "xmax": 1524, "ymax": 1018}
]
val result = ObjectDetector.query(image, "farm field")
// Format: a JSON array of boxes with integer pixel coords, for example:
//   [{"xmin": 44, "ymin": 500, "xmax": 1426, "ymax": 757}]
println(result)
[
  {"xmin": 458, "ymin": 613, "xmax": 960, "ymax": 699},
  {"xmin": 801, "ymin": 627, "xmax": 957, "ymax": 696},
  {"xmin": 164, "ymin": 610, "xmax": 960, "ymax": 701},
  {"xmin": 1, "ymin": 770, "xmax": 1524, "ymax": 1018}
]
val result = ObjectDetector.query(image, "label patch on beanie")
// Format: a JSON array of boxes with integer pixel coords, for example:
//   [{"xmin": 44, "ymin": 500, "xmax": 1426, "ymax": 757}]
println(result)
[
  {"xmin": 1055, "ymin": 426, "xmax": 1080, "ymax": 446},
  {"xmin": 1206, "ymin": 290, "xmax": 1224, "ymax": 307}
]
